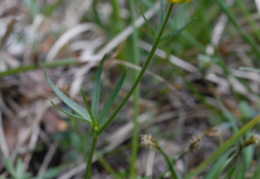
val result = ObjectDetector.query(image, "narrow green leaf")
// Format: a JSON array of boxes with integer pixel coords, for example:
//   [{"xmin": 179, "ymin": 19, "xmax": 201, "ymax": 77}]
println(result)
[
  {"xmin": 16, "ymin": 159, "xmax": 24, "ymax": 178},
  {"xmin": 51, "ymin": 101, "xmax": 89, "ymax": 123},
  {"xmin": 98, "ymin": 70, "xmax": 126, "ymax": 124},
  {"xmin": 44, "ymin": 70, "xmax": 91, "ymax": 122},
  {"xmin": 91, "ymin": 54, "xmax": 107, "ymax": 118},
  {"xmin": 80, "ymin": 89, "xmax": 95, "ymax": 125},
  {"xmin": 242, "ymin": 144, "xmax": 254, "ymax": 173},
  {"xmin": 157, "ymin": 0, "xmax": 165, "ymax": 34},
  {"xmin": 160, "ymin": 17, "xmax": 197, "ymax": 42},
  {"xmin": 235, "ymin": 160, "xmax": 246, "ymax": 179},
  {"xmin": 139, "ymin": 3, "xmax": 156, "ymax": 39},
  {"xmin": 4, "ymin": 158, "xmax": 16, "ymax": 178}
]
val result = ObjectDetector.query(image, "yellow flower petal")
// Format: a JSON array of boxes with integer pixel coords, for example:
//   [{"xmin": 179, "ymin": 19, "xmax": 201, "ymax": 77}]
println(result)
[{"xmin": 167, "ymin": 0, "xmax": 191, "ymax": 4}]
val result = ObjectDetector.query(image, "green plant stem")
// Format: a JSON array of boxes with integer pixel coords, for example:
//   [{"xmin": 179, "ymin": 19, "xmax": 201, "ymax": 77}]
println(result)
[
  {"xmin": 111, "ymin": 0, "xmax": 123, "ymax": 32},
  {"xmin": 157, "ymin": 147, "xmax": 180, "ymax": 179},
  {"xmin": 96, "ymin": 153, "xmax": 119, "ymax": 179},
  {"xmin": 129, "ymin": 0, "xmax": 140, "ymax": 178},
  {"xmin": 84, "ymin": 132, "xmax": 98, "ymax": 179},
  {"xmin": 93, "ymin": 0, "xmax": 101, "ymax": 25},
  {"xmin": 97, "ymin": 3, "xmax": 175, "ymax": 135},
  {"xmin": 185, "ymin": 114, "xmax": 260, "ymax": 179}
]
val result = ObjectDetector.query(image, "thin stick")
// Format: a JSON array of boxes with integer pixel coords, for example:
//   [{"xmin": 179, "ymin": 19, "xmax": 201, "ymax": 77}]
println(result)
[
  {"xmin": 0, "ymin": 110, "xmax": 9, "ymax": 158},
  {"xmin": 37, "ymin": 141, "xmax": 58, "ymax": 179}
]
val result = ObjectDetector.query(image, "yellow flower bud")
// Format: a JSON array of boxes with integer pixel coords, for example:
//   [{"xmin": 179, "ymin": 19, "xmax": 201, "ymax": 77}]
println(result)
[{"xmin": 167, "ymin": 0, "xmax": 191, "ymax": 4}]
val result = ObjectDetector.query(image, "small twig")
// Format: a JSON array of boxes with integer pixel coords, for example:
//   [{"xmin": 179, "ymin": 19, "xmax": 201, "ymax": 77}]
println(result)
[
  {"xmin": 23, "ymin": 126, "xmax": 40, "ymax": 171},
  {"xmin": 57, "ymin": 163, "xmax": 86, "ymax": 179},
  {"xmin": 145, "ymin": 149, "xmax": 155, "ymax": 177}
]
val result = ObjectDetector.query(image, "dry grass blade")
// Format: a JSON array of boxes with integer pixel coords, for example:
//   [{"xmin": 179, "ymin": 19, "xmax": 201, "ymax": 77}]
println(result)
[
  {"xmin": 46, "ymin": 23, "xmax": 104, "ymax": 62},
  {"xmin": 0, "ymin": 111, "xmax": 9, "ymax": 158},
  {"xmin": 255, "ymin": 0, "xmax": 260, "ymax": 13},
  {"xmin": 23, "ymin": 14, "xmax": 44, "ymax": 65},
  {"xmin": 139, "ymin": 40, "xmax": 198, "ymax": 73},
  {"xmin": 98, "ymin": 3, "xmax": 159, "ymax": 55}
]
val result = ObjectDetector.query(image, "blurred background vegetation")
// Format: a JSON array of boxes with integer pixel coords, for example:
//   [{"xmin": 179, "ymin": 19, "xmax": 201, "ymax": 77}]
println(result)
[{"xmin": 0, "ymin": 0, "xmax": 260, "ymax": 178}]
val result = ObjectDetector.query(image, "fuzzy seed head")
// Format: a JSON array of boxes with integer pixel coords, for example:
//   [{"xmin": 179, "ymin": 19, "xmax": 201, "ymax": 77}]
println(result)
[
  {"xmin": 189, "ymin": 135, "xmax": 203, "ymax": 151},
  {"xmin": 141, "ymin": 134, "xmax": 158, "ymax": 147},
  {"xmin": 205, "ymin": 127, "xmax": 221, "ymax": 137},
  {"xmin": 245, "ymin": 134, "xmax": 260, "ymax": 146}
]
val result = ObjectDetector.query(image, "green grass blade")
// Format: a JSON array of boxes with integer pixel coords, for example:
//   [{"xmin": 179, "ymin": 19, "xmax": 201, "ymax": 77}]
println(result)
[
  {"xmin": 157, "ymin": 147, "xmax": 180, "ymax": 179},
  {"xmin": 239, "ymin": 67, "xmax": 260, "ymax": 73},
  {"xmin": 44, "ymin": 70, "xmax": 91, "ymax": 123},
  {"xmin": 129, "ymin": 0, "xmax": 140, "ymax": 177},
  {"xmin": 111, "ymin": 0, "xmax": 123, "ymax": 32},
  {"xmin": 217, "ymin": 99, "xmax": 239, "ymax": 133},
  {"xmin": 98, "ymin": 70, "xmax": 126, "ymax": 124},
  {"xmin": 91, "ymin": 54, "xmax": 107, "ymax": 119},
  {"xmin": 185, "ymin": 114, "xmax": 260, "ymax": 179},
  {"xmin": 80, "ymin": 89, "xmax": 96, "ymax": 126},
  {"xmin": 213, "ymin": 153, "xmax": 235, "ymax": 179},
  {"xmin": 51, "ymin": 101, "xmax": 89, "ymax": 123},
  {"xmin": 160, "ymin": 17, "xmax": 197, "ymax": 42},
  {"xmin": 204, "ymin": 149, "xmax": 233, "ymax": 179},
  {"xmin": 139, "ymin": 3, "xmax": 156, "ymax": 39},
  {"xmin": 157, "ymin": 0, "xmax": 165, "ymax": 34},
  {"xmin": 0, "ymin": 58, "xmax": 77, "ymax": 77}
]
